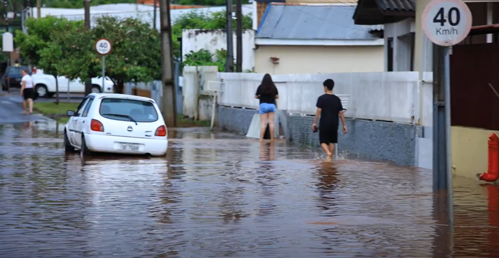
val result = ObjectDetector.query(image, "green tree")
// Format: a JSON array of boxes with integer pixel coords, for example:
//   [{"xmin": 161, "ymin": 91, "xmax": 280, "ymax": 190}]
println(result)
[
  {"xmin": 16, "ymin": 17, "xmax": 82, "ymax": 103},
  {"xmin": 46, "ymin": 16, "xmax": 160, "ymax": 93},
  {"xmin": 15, "ymin": 16, "xmax": 83, "ymax": 66},
  {"xmin": 92, "ymin": 16, "xmax": 161, "ymax": 93}
]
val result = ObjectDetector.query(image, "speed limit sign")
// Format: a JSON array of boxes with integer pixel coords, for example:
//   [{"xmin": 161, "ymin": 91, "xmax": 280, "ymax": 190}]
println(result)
[
  {"xmin": 95, "ymin": 38, "xmax": 112, "ymax": 56},
  {"xmin": 422, "ymin": 0, "xmax": 472, "ymax": 46}
]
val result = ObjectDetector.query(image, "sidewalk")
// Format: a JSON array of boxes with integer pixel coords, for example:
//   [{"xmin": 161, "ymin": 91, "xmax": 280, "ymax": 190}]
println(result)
[{"xmin": 0, "ymin": 89, "xmax": 83, "ymax": 103}]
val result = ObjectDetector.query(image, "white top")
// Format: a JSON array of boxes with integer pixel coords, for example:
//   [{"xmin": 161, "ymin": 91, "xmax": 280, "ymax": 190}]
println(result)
[{"xmin": 22, "ymin": 75, "xmax": 33, "ymax": 89}]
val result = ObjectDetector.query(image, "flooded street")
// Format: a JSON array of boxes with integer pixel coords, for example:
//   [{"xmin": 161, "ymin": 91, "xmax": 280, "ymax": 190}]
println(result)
[{"xmin": 1, "ymin": 122, "xmax": 499, "ymax": 257}]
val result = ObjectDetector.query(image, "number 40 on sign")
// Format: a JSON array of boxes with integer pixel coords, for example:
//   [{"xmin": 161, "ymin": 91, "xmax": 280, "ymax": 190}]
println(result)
[
  {"xmin": 95, "ymin": 38, "xmax": 112, "ymax": 56},
  {"xmin": 422, "ymin": 0, "xmax": 472, "ymax": 47}
]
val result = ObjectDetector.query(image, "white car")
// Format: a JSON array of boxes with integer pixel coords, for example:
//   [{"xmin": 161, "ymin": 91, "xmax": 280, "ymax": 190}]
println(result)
[
  {"xmin": 32, "ymin": 69, "xmax": 114, "ymax": 98},
  {"xmin": 64, "ymin": 93, "xmax": 168, "ymax": 157}
]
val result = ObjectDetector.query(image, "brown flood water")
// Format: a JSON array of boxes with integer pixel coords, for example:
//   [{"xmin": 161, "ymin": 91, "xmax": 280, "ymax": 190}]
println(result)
[{"xmin": 0, "ymin": 122, "xmax": 498, "ymax": 257}]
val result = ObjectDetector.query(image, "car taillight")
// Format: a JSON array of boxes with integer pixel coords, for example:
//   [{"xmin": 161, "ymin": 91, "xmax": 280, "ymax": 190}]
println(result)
[
  {"xmin": 91, "ymin": 119, "xmax": 104, "ymax": 132},
  {"xmin": 155, "ymin": 125, "xmax": 167, "ymax": 137}
]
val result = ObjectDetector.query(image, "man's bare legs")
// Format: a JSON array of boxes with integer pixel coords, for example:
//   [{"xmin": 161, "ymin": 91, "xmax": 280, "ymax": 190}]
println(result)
[
  {"xmin": 329, "ymin": 144, "xmax": 335, "ymax": 157},
  {"xmin": 268, "ymin": 112, "xmax": 275, "ymax": 141},
  {"xmin": 260, "ymin": 113, "xmax": 268, "ymax": 142},
  {"xmin": 321, "ymin": 143, "xmax": 333, "ymax": 161}
]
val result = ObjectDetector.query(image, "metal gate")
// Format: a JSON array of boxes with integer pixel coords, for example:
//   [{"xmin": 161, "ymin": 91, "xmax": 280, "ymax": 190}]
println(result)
[{"xmin": 450, "ymin": 43, "xmax": 499, "ymax": 131}]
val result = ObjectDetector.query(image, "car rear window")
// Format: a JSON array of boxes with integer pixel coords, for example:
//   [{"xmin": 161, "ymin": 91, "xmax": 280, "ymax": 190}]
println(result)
[{"xmin": 100, "ymin": 98, "xmax": 158, "ymax": 123}]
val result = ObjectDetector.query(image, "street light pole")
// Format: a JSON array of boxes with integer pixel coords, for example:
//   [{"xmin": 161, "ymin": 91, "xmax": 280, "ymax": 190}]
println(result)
[
  {"xmin": 235, "ymin": 0, "xmax": 242, "ymax": 72},
  {"xmin": 84, "ymin": 0, "xmax": 91, "ymax": 95},
  {"xmin": 159, "ymin": 0, "xmax": 177, "ymax": 127},
  {"xmin": 36, "ymin": 0, "xmax": 40, "ymax": 18},
  {"xmin": 153, "ymin": 0, "xmax": 157, "ymax": 30},
  {"xmin": 225, "ymin": 0, "xmax": 234, "ymax": 72}
]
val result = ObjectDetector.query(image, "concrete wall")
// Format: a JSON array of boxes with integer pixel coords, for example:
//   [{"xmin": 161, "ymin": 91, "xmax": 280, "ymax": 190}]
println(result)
[
  {"xmin": 218, "ymin": 106, "xmax": 421, "ymax": 166},
  {"xmin": 254, "ymin": 45, "xmax": 384, "ymax": 74},
  {"xmin": 182, "ymin": 29, "xmax": 255, "ymax": 72},
  {"xmin": 182, "ymin": 66, "xmax": 218, "ymax": 121}
]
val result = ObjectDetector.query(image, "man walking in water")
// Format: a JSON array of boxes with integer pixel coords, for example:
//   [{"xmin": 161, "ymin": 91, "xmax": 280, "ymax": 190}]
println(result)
[
  {"xmin": 20, "ymin": 69, "xmax": 34, "ymax": 115},
  {"xmin": 312, "ymin": 79, "xmax": 347, "ymax": 161}
]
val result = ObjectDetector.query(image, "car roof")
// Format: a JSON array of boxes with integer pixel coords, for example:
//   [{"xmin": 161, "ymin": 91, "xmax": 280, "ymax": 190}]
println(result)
[{"xmin": 90, "ymin": 93, "xmax": 156, "ymax": 103}]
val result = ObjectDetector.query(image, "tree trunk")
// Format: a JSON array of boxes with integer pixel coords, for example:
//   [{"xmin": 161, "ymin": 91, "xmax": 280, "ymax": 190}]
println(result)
[
  {"xmin": 54, "ymin": 74, "xmax": 59, "ymax": 105},
  {"xmin": 114, "ymin": 80, "xmax": 124, "ymax": 94}
]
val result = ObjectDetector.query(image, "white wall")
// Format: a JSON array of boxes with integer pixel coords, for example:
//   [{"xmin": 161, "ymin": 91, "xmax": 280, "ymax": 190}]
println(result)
[
  {"xmin": 255, "ymin": 45, "xmax": 384, "ymax": 74},
  {"xmin": 182, "ymin": 29, "xmax": 255, "ymax": 72},
  {"xmin": 183, "ymin": 66, "xmax": 218, "ymax": 120},
  {"xmin": 218, "ymin": 72, "xmax": 421, "ymax": 124}
]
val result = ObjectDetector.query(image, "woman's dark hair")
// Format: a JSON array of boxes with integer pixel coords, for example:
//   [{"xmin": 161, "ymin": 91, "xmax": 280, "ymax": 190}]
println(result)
[{"xmin": 260, "ymin": 73, "xmax": 277, "ymax": 96}]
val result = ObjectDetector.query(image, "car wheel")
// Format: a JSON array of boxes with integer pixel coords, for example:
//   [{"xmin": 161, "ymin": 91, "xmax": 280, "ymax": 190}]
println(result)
[
  {"xmin": 91, "ymin": 85, "xmax": 102, "ymax": 93},
  {"xmin": 35, "ymin": 85, "xmax": 48, "ymax": 98},
  {"xmin": 80, "ymin": 135, "xmax": 91, "ymax": 158},
  {"xmin": 64, "ymin": 130, "xmax": 75, "ymax": 152}
]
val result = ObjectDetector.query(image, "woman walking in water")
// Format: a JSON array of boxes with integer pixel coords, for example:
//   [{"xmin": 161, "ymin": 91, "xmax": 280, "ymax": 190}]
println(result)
[{"xmin": 255, "ymin": 74, "xmax": 279, "ymax": 141}]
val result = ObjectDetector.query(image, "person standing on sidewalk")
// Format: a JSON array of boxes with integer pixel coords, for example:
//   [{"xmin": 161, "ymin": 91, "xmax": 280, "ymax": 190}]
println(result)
[
  {"xmin": 312, "ymin": 79, "xmax": 347, "ymax": 161},
  {"xmin": 255, "ymin": 74, "xmax": 279, "ymax": 142},
  {"xmin": 20, "ymin": 69, "xmax": 34, "ymax": 115}
]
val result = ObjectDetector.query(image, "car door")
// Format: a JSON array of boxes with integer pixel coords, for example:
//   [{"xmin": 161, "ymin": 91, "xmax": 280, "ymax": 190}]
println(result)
[
  {"xmin": 70, "ymin": 98, "xmax": 89, "ymax": 147},
  {"xmin": 77, "ymin": 98, "xmax": 94, "ymax": 142}
]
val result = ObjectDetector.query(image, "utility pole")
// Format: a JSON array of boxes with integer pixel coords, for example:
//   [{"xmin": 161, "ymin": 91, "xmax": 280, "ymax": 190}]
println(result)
[
  {"xmin": 84, "ymin": 0, "xmax": 92, "ymax": 95},
  {"xmin": 36, "ymin": 0, "xmax": 40, "ymax": 18},
  {"xmin": 225, "ymin": 0, "xmax": 234, "ymax": 72},
  {"xmin": 159, "ymin": 0, "xmax": 177, "ymax": 127},
  {"xmin": 153, "ymin": 0, "xmax": 157, "ymax": 30},
  {"xmin": 235, "ymin": 0, "xmax": 242, "ymax": 72}
]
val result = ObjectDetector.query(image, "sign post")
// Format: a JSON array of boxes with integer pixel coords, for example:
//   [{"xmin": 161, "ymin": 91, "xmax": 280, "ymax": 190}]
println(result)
[
  {"xmin": 423, "ymin": 0, "xmax": 472, "ymax": 228},
  {"xmin": 94, "ymin": 38, "xmax": 112, "ymax": 92}
]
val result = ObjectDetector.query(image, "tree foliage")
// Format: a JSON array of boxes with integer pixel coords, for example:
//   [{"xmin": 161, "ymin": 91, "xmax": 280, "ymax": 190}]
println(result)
[
  {"xmin": 43, "ymin": 0, "xmax": 248, "ymax": 8},
  {"xmin": 44, "ymin": 0, "xmax": 136, "ymax": 8},
  {"xmin": 182, "ymin": 49, "xmax": 228, "ymax": 72},
  {"xmin": 16, "ymin": 16, "xmax": 161, "ymax": 93}
]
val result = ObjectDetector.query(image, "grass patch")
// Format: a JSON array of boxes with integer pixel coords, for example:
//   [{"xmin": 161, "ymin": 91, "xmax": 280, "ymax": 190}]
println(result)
[
  {"xmin": 177, "ymin": 115, "xmax": 210, "ymax": 127},
  {"xmin": 34, "ymin": 102, "xmax": 78, "ymax": 123}
]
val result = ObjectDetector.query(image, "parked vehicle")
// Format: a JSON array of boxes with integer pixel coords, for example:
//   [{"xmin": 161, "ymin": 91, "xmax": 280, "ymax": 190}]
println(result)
[
  {"xmin": 1, "ymin": 66, "xmax": 31, "ymax": 91},
  {"xmin": 64, "ymin": 93, "xmax": 168, "ymax": 157},
  {"xmin": 32, "ymin": 69, "xmax": 114, "ymax": 98}
]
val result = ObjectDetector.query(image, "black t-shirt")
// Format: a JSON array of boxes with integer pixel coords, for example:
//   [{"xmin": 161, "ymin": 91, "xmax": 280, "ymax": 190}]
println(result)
[
  {"xmin": 255, "ymin": 85, "xmax": 279, "ymax": 105},
  {"xmin": 316, "ymin": 94, "xmax": 344, "ymax": 129}
]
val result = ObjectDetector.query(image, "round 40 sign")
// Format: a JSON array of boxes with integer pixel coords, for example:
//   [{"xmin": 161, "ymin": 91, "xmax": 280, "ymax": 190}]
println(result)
[
  {"xmin": 422, "ymin": 0, "xmax": 472, "ymax": 46},
  {"xmin": 95, "ymin": 38, "xmax": 112, "ymax": 56}
]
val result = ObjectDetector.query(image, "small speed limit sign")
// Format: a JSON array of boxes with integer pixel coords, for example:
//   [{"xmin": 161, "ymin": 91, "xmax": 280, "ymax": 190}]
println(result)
[
  {"xmin": 95, "ymin": 38, "xmax": 112, "ymax": 56},
  {"xmin": 422, "ymin": 0, "xmax": 472, "ymax": 46}
]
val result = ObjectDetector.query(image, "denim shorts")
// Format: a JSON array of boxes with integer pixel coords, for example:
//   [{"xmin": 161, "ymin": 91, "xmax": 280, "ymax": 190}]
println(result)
[{"xmin": 259, "ymin": 103, "xmax": 276, "ymax": 114}]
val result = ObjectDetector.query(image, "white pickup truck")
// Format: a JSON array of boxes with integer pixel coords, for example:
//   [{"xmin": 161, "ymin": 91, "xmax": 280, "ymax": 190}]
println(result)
[{"xmin": 32, "ymin": 69, "xmax": 114, "ymax": 98}]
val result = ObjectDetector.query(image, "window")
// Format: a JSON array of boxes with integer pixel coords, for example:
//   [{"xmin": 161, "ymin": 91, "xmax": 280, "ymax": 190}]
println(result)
[
  {"xmin": 387, "ymin": 38, "xmax": 393, "ymax": 72},
  {"xmin": 100, "ymin": 98, "xmax": 158, "ymax": 123},
  {"xmin": 82, "ymin": 99, "xmax": 94, "ymax": 117},
  {"xmin": 9, "ymin": 67, "xmax": 21, "ymax": 77},
  {"xmin": 75, "ymin": 98, "xmax": 88, "ymax": 116}
]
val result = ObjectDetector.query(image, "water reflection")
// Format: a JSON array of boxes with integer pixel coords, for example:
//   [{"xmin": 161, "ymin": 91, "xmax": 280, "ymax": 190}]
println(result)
[{"xmin": 2, "ymin": 124, "xmax": 499, "ymax": 256}]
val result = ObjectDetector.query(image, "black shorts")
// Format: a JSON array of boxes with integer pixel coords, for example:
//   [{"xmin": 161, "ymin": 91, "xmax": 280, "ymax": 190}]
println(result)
[
  {"xmin": 23, "ymin": 88, "xmax": 34, "ymax": 100},
  {"xmin": 319, "ymin": 128, "xmax": 338, "ymax": 144}
]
